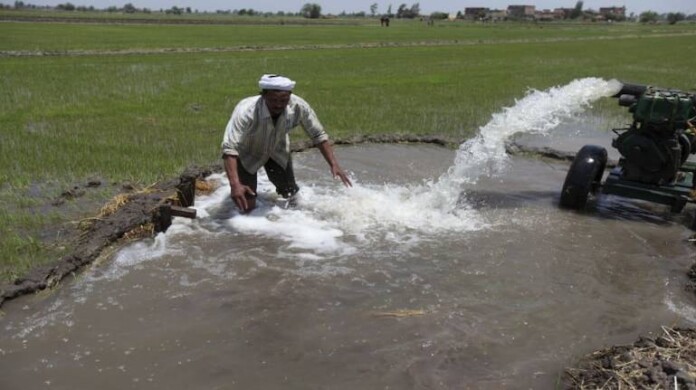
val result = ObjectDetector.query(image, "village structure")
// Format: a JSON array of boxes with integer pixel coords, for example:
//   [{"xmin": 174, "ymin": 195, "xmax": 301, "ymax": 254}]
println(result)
[{"xmin": 461, "ymin": 5, "xmax": 626, "ymax": 21}]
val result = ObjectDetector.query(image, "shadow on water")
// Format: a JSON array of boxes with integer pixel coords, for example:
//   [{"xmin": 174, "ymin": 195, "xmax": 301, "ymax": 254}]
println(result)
[
  {"xmin": 464, "ymin": 187, "xmax": 685, "ymax": 228},
  {"xmin": 462, "ymin": 189, "xmax": 561, "ymax": 209},
  {"xmin": 591, "ymin": 196, "xmax": 680, "ymax": 226}
]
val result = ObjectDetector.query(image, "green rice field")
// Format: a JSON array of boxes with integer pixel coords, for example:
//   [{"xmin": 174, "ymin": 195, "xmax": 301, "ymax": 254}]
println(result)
[{"xmin": 1, "ymin": 13, "xmax": 696, "ymax": 282}]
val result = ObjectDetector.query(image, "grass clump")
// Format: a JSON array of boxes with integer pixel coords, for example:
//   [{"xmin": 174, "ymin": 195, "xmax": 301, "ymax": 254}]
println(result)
[{"xmin": 564, "ymin": 327, "xmax": 696, "ymax": 389}]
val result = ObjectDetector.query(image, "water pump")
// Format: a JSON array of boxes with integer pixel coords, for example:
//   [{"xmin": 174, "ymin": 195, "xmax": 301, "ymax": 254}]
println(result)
[
  {"xmin": 611, "ymin": 84, "xmax": 696, "ymax": 185},
  {"xmin": 560, "ymin": 82, "xmax": 696, "ymax": 222}
]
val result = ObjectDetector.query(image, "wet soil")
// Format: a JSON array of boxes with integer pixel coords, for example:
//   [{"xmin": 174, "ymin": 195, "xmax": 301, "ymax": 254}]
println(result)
[
  {"xmin": 0, "ymin": 165, "xmax": 215, "ymax": 307},
  {"xmin": 0, "ymin": 136, "xmax": 452, "ymax": 307},
  {"xmin": 562, "ymin": 327, "xmax": 696, "ymax": 389},
  {"xmin": 3, "ymin": 138, "xmax": 696, "ymax": 389}
]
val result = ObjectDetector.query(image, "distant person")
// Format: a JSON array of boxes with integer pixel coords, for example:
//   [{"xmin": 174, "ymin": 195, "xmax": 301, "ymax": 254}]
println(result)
[{"xmin": 221, "ymin": 74, "xmax": 352, "ymax": 213}]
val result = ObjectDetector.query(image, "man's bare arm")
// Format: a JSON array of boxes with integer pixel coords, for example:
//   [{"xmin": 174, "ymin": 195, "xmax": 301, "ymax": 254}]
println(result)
[{"xmin": 317, "ymin": 141, "xmax": 352, "ymax": 187}]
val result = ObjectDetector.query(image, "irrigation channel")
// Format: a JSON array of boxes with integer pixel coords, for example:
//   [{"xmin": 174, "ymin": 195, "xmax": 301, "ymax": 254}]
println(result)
[{"xmin": 3, "ymin": 78, "xmax": 696, "ymax": 389}]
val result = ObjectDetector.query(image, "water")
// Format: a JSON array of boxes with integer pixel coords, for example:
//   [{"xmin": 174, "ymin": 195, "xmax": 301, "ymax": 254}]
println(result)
[{"xmin": 2, "ymin": 78, "xmax": 696, "ymax": 389}]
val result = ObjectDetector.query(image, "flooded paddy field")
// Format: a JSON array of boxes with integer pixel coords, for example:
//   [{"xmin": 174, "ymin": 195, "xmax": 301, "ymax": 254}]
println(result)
[{"xmin": 2, "ymin": 78, "xmax": 696, "ymax": 389}]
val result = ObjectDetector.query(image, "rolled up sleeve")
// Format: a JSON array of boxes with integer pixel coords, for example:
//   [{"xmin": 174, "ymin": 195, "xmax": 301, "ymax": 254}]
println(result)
[
  {"xmin": 299, "ymin": 101, "xmax": 329, "ymax": 145},
  {"xmin": 221, "ymin": 102, "xmax": 252, "ymax": 157}
]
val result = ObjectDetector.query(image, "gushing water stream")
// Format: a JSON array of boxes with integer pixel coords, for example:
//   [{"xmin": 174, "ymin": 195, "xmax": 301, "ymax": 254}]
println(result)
[{"xmin": 2, "ymin": 78, "xmax": 696, "ymax": 389}]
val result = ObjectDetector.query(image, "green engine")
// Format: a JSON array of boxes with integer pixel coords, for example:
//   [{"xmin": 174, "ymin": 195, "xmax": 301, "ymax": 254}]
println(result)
[{"xmin": 612, "ymin": 85, "xmax": 696, "ymax": 185}]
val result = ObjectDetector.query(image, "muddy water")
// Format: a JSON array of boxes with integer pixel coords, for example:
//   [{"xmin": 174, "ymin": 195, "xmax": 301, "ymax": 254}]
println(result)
[{"xmin": 3, "ymin": 78, "xmax": 696, "ymax": 389}]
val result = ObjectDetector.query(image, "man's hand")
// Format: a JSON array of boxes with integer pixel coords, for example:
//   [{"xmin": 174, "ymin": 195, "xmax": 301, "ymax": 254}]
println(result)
[
  {"xmin": 223, "ymin": 155, "xmax": 256, "ymax": 213},
  {"xmin": 331, "ymin": 166, "xmax": 352, "ymax": 187},
  {"xmin": 317, "ymin": 140, "xmax": 352, "ymax": 188},
  {"xmin": 230, "ymin": 183, "xmax": 256, "ymax": 213}
]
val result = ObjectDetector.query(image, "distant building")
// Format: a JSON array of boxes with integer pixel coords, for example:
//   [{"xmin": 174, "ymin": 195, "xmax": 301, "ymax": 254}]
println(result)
[
  {"xmin": 464, "ymin": 7, "xmax": 489, "ymax": 20},
  {"xmin": 554, "ymin": 8, "xmax": 573, "ymax": 19},
  {"xmin": 488, "ymin": 9, "xmax": 507, "ymax": 21},
  {"xmin": 535, "ymin": 9, "xmax": 558, "ymax": 21},
  {"xmin": 507, "ymin": 5, "xmax": 535, "ymax": 19},
  {"xmin": 599, "ymin": 6, "xmax": 626, "ymax": 18}
]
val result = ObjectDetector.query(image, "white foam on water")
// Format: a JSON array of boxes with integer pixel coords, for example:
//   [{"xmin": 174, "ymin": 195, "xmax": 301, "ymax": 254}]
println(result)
[
  {"xmin": 113, "ymin": 234, "xmax": 170, "ymax": 267},
  {"xmin": 296, "ymin": 181, "xmax": 484, "ymax": 238},
  {"xmin": 227, "ymin": 205, "xmax": 350, "ymax": 254}
]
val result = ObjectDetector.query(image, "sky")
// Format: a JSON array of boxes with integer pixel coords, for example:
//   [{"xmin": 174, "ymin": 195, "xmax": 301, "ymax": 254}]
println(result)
[{"xmin": 9, "ymin": 1, "xmax": 696, "ymax": 15}]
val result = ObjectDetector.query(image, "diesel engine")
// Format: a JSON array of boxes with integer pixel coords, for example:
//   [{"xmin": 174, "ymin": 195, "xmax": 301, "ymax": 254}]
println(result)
[{"xmin": 612, "ymin": 84, "xmax": 696, "ymax": 185}]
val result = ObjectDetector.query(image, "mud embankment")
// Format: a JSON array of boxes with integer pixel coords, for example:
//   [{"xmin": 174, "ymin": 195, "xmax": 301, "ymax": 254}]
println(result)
[
  {"xmin": 0, "ymin": 136, "xmax": 452, "ymax": 307},
  {"xmin": 0, "ymin": 165, "xmax": 215, "ymax": 308}
]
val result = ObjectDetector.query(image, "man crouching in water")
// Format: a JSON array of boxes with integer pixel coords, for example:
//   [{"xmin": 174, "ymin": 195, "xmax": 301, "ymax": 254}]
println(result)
[{"xmin": 221, "ymin": 74, "xmax": 352, "ymax": 213}]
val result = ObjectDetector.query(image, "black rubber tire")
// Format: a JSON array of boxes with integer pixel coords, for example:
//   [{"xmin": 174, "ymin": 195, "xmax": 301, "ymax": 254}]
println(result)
[
  {"xmin": 678, "ymin": 133, "xmax": 691, "ymax": 165},
  {"xmin": 560, "ymin": 145, "xmax": 608, "ymax": 209}
]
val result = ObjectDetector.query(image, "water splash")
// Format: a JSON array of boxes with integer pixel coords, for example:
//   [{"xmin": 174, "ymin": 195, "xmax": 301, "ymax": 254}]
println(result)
[
  {"xmin": 116, "ymin": 78, "xmax": 623, "ymax": 259},
  {"xmin": 429, "ymin": 77, "xmax": 623, "ymax": 211},
  {"xmin": 306, "ymin": 78, "xmax": 621, "ymax": 233},
  {"xmin": 214, "ymin": 78, "xmax": 621, "ymax": 249}
]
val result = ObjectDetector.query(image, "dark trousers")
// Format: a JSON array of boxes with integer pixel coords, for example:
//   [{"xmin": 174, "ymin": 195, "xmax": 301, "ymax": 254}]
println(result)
[{"xmin": 237, "ymin": 157, "xmax": 300, "ymax": 198}]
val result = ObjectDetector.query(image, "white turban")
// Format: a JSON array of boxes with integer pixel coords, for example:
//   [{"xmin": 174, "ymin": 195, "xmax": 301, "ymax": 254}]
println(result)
[{"xmin": 258, "ymin": 74, "xmax": 296, "ymax": 91}]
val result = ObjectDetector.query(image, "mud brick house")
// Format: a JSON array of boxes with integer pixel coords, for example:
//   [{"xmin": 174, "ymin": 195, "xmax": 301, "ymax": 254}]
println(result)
[
  {"xmin": 507, "ymin": 5, "xmax": 535, "ymax": 19},
  {"xmin": 463, "ymin": 7, "xmax": 489, "ymax": 19},
  {"xmin": 599, "ymin": 6, "xmax": 626, "ymax": 18}
]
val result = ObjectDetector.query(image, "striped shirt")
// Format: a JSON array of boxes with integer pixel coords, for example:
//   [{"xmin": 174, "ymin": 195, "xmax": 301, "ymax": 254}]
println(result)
[{"xmin": 221, "ymin": 94, "xmax": 329, "ymax": 173}]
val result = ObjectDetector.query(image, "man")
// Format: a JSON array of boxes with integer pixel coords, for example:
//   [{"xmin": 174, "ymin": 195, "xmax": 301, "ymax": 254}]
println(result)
[{"xmin": 221, "ymin": 74, "xmax": 352, "ymax": 213}]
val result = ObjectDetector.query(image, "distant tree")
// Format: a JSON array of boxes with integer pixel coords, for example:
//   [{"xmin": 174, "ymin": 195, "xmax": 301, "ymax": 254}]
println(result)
[
  {"xmin": 396, "ymin": 3, "xmax": 419, "ymax": 18},
  {"xmin": 666, "ymin": 12, "xmax": 685, "ymax": 24},
  {"xmin": 639, "ymin": 11, "xmax": 659, "ymax": 23},
  {"xmin": 370, "ymin": 3, "xmax": 378, "ymax": 17},
  {"xmin": 186, "ymin": 7, "xmax": 191, "ymax": 13},
  {"xmin": 57, "ymin": 3, "xmax": 76, "ymax": 11},
  {"xmin": 14, "ymin": 1, "xmax": 25, "ymax": 9},
  {"xmin": 166, "ymin": 6, "xmax": 182, "ymax": 15},
  {"xmin": 430, "ymin": 11, "xmax": 448, "ymax": 20},
  {"xmin": 122, "ymin": 3, "xmax": 136, "ymax": 13},
  {"xmin": 387, "ymin": 4, "xmax": 392, "ymax": 17},
  {"xmin": 106, "ymin": 5, "xmax": 118, "ymax": 12},
  {"xmin": 301, "ymin": 3, "xmax": 321, "ymax": 18},
  {"xmin": 570, "ymin": 1, "xmax": 583, "ymax": 19},
  {"xmin": 236, "ymin": 8, "xmax": 259, "ymax": 16},
  {"xmin": 396, "ymin": 4, "xmax": 406, "ymax": 18},
  {"xmin": 410, "ymin": 3, "xmax": 420, "ymax": 17}
]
